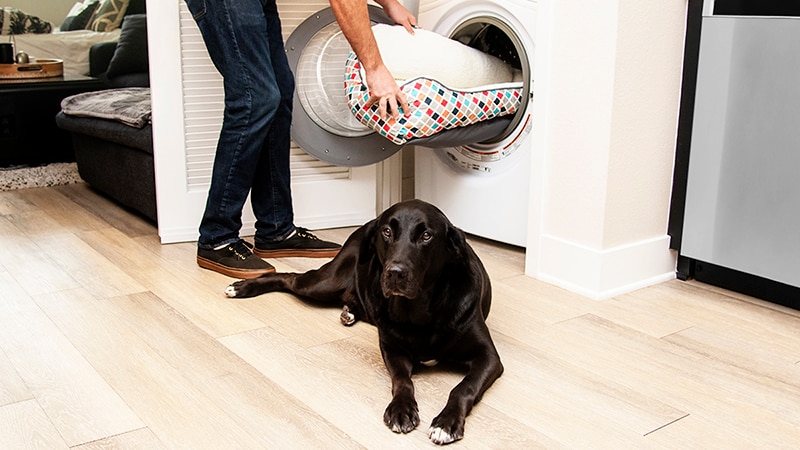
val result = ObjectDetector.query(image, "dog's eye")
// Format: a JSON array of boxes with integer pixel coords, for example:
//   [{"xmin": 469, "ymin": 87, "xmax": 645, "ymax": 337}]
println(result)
[
  {"xmin": 382, "ymin": 226, "xmax": 392, "ymax": 239},
  {"xmin": 421, "ymin": 231, "xmax": 433, "ymax": 242}
]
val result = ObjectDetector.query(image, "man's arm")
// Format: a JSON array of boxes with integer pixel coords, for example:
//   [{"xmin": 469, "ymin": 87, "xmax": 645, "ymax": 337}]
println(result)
[{"xmin": 329, "ymin": 0, "xmax": 416, "ymax": 120}]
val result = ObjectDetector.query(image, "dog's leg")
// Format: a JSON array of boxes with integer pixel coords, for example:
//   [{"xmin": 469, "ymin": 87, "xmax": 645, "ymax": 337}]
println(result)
[
  {"xmin": 428, "ymin": 344, "xmax": 504, "ymax": 445},
  {"xmin": 225, "ymin": 239, "xmax": 362, "ymax": 301},
  {"xmin": 225, "ymin": 251, "xmax": 346, "ymax": 296},
  {"xmin": 225, "ymin": 273, "xmax": 296, "ymax": 298},
  {"xmin": 381, "ymin": 346, "xmax": 420, "ymax": 434}
]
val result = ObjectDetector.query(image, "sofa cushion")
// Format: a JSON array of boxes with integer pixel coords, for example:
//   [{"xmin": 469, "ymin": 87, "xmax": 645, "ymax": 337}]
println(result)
[
  {"xmin": 125, "ymin": 0, "xmax": 147, "ymax": 16},
  {"xmin": 106, "ymin": 73, "xmax": 150, "ymax": 88},
  {"xmin": 89, "ymin": 0, "xmax": 130, "ymax": 32},
  {"xmin": 0, "ymin": 7, "xmax": 53, "ymax": 35},
  {"xmin": 56, "ymin": 111, "xmax": 153, "ymax": 154},
  {"xmin": 12, "ymin": 28, "xmax": 121, "ymax": 76},
  {"xmin": 106, "ymin": 14, "xmax": 148, "ymax": 79},
  {"xmin": 61, "ymin": 1, "xmax": 100, "ymax": 31}
]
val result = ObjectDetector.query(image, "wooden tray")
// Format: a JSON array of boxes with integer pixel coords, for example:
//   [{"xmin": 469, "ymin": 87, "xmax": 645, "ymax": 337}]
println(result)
[{"xmin": 0, "ymin": 59, "xmax": 64, "ymax": 79}]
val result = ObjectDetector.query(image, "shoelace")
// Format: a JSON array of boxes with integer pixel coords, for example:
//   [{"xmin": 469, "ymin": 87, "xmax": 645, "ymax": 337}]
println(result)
[
  {"xmin": 229, "ymin": 239, "xmax": 255, "ymax": 260},
  {"xmin": 294, "ymin": 227, "xmax": 320, "ymax": 241}
]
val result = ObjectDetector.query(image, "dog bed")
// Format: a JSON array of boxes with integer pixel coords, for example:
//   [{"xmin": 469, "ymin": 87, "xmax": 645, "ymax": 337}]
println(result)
[{"xmin": 346, "ymin": 24, "xmax": 524, "ymax": 145}]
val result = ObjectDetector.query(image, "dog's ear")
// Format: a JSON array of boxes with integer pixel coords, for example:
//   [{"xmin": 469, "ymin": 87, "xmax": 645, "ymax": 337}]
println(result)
[
  {"xmin": 446, "ymin": 219, "xmax": 469, "ymax": 259},
  {"xmin": 358, "ymin": 217, "xmax": 381, "ymax": 263}
]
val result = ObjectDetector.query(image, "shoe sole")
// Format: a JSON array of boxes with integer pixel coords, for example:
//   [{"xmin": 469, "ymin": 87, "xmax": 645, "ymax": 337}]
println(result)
[
  {"xmin": 253, "ymin": 248, "xmax": 340, "ymax": 259},
  {"xmin": 197, "ymin": 256, "xmax": 275, "ymax": 279}
]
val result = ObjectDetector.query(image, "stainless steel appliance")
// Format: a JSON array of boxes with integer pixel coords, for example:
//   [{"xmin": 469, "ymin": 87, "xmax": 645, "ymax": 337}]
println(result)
[{"xmin": 670, "ymin": 0, "xmax": 800, "ymax": 308}]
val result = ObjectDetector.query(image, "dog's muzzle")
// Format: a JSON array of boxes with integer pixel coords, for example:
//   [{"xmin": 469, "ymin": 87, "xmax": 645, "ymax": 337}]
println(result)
[{"xmin": 381, "ymin": 262, "xmax": 419, "ymax": 298}]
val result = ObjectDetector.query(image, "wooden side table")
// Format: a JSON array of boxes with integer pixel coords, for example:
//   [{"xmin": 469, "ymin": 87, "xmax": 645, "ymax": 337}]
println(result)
[{"xmin": 1, "ymin": 74, "xmax": 106, "ymax": 167}]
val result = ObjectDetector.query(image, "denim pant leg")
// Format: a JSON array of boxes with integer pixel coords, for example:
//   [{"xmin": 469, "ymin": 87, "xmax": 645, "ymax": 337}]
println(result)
[
  {"xmin": 251, "ymin": 0, "xmax": 295, "ymax": 246},
  {"xmin": 185, "ymin": 0, "xmax": 295, "ymax": 249}
]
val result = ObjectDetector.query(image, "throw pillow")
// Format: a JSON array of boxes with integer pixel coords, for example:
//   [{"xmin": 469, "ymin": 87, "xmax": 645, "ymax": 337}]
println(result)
[
  {"xmin": 106, "ymin": 14, "xmax": 148, "ymax": 79},
  {"xmin": 60, "ymin": 0, "xmax": 100, "ymax": 31},
  {"xmin": 89, "ymin": 0, "xmax": 130, "ymax": 32},
  {"xmin": 0, "ymin": 7, "xmax": 54, "ymax": 35},
  {"xmin": 64, "ymin": 2, "xmax": 84, "ymax": 19}
]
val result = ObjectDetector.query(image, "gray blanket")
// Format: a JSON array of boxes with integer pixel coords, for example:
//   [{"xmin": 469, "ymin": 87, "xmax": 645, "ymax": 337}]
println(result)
[{"xmin": 61, "ymin": 87, "xmax": 151, "ymax": 128}]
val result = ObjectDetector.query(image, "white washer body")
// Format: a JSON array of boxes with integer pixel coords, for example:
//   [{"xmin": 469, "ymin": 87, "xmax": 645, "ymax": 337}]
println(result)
[{"xmin": 415, "ymin": 0, "xmax": 536, "ymax": 247}]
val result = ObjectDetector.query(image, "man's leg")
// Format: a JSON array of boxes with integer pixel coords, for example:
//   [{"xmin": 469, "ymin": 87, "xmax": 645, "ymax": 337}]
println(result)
[{"xmin": 187, "ymin": 0, "xmax": 279, "ymax": 277}]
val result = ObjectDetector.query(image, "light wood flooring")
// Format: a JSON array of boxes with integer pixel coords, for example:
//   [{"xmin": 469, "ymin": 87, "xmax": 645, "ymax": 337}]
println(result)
[{"xmin": 1, "ymin": 182, "xmax": 799, "ymax": 448}]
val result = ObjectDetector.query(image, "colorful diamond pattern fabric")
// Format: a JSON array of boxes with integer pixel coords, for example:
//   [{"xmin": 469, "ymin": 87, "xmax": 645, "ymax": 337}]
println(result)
[{"xmin": 344, "ymin": 53, "xmax": 523, "ymax": 145}]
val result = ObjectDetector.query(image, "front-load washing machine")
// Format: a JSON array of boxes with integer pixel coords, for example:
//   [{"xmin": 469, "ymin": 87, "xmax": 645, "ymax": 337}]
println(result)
[
  {"xmin": 415, "ymin": 0, "xmax": 536, "ymax": 247},
  {"xmin": 282, "ymin": 1, "xmax": 534, "ymax": 246}
]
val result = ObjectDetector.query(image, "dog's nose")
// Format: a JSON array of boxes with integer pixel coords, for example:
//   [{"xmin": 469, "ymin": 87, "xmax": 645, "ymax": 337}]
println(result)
[{"xmin": 385, "ymin": 264, "xmax": 407, "ymax": 280}]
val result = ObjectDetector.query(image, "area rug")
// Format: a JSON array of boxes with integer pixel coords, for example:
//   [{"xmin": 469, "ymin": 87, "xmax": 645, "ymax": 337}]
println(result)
[{"xmin": 0, "ymin": 162, "xmax": 83, "ymax": 191}]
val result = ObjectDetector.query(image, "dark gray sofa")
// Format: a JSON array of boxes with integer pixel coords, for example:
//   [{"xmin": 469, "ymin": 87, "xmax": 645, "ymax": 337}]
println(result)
[
  {"xmin": 56, "ymin": 110, "xmax": 154, "ymax": 221},
  {"xmin": 55, "ymin": 1, "xmax": 155, "ymax": 222}
]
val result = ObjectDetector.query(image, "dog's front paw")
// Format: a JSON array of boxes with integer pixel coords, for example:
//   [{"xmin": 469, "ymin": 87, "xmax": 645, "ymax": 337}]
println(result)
[
  {"xmin": 340, "ymin": 305, "xmax": 357, "ymax": 326},
  {"xmin": 225, "ymin": 280, "xmax": 250, "ymax": 298},
  {"xmin": 428, "ymin": 410, "xmax": 465, "ymax": 445},
  {"xmin": 383, "ymin": 397, "xmax": 419, "ymax": 434},
  {"xmin": 224, "ymin": 284, "xmax": 238, "ymax": 298}
]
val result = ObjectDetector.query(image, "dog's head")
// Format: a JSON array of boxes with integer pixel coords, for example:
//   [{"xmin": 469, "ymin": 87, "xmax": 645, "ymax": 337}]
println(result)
[{"xmin": 366, "ymin": 199, "xmax": 468, "ymax": 299}]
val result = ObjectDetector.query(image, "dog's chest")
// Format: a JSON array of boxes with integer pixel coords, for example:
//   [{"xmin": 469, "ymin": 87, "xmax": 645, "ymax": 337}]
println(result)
[
  {"xmin": 379, "ymin": 298, "xmax": 454, "ymax": 355},
  {"xmin": 386, "ymin": 297, "xmax": 431, "ymax": 326}
]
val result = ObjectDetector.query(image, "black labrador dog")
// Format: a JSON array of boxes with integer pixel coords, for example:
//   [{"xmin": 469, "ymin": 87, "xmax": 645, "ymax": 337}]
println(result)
[{"xmin": 225, "ymin": 199, "xmax": 503, "ymax": 445}]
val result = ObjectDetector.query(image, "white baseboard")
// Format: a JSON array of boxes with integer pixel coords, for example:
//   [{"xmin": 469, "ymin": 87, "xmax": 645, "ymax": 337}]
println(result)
[
  {"xmin": 158, "ymin": 225, "xmax": 198, "ymax": 244},
  {"xmin": 534, "ymin": 234, "xmax": 677, "ymax": 300}
]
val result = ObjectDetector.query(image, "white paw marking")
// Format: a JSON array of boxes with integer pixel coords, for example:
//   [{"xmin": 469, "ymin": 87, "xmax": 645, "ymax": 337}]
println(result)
[
  {"xmin": 340, "ymin": 306, "xmax": 356, "ymax": 326},
  {"xmin": 428, "ymin": 427, "xmax": 455, "ymax": 445},
  {"xmin": 224, "ymin": 285, "xmax": 237, "ymax": 297},
  {"xmin": 421, "ymin": 359, "xmax": 439, "ymax": 367}
]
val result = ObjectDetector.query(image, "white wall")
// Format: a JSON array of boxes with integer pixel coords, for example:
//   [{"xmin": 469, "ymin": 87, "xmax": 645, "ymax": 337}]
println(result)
[
  {"xmin": 6, "ymin": 0, "xmax": 76, "ymax": 26},
  {"xmin": 527, "ymin": 0, "xmax": 687, "ymax": 299}
]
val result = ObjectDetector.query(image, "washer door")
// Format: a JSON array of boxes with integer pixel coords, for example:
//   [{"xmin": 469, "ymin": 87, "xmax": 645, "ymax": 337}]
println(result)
[
  {"xmin": 415, "ymin": 0, "xmax": 535, "ymax": 177},
  {"xmin": 286, "ymin": 6, "xmax": 403, "ymax": 166},
  {"xmin": 431, "ymin": 16, "xmax": 533, "ymax": 176}
]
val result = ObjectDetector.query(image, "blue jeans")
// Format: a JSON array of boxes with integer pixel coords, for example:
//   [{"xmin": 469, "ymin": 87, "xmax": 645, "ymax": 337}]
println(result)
[{"xmin": 185, "ymin": 0, "xmax": 295, "ymax": 249}]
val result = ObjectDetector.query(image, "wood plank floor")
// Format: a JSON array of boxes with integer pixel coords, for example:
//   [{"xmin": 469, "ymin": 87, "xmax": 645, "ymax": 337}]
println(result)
[{"xmin": 2, "ymin": 182, "xmax": 799, "ymax": 448}]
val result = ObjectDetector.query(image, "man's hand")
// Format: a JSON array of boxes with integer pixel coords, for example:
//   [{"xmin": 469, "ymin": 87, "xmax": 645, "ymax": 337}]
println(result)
[
  {"xmin": 330, "ymin": 0, "xmax": 417, "ymax": 120},
  {"xmin": 368, "ymin": 0, "xmax": 417, "ymax": 120},
  {"xmin": 363, "ymin": 64, "xmax": 409, "ymax": 121},
  {"xmin": 379, "ymin": 0, "xmax": 417, "ymax": 34}
]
